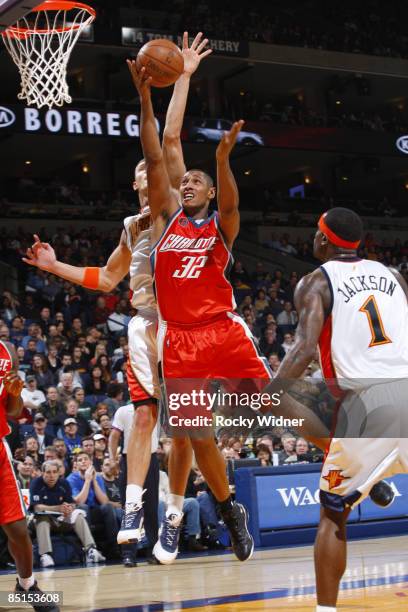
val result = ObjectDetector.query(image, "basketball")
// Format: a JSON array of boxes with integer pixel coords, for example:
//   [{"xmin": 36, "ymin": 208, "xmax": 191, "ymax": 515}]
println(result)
[{"xmin": 136, "ymin": 39, "xmax": 184, "ymax": 88}]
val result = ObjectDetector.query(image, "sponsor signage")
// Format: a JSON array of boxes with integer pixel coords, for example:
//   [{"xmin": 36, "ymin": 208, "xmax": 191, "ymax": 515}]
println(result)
[
  {"xmin": 122, "ymin": 27, "xmax": 249, "ymax": 57},
  {"xmin": 0, "ymin": 104, "xmax": 160, "ymax": 137},
  {"xmin": 254, "ymin": 471, "xmax": 408, "ymax": 529}
]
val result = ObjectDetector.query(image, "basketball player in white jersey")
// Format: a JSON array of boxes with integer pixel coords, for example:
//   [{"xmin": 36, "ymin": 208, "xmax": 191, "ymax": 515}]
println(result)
[
  {"xmin": 268, "ymin": 207, "xmax": 408, "ymax": 612},
  {"xmin": 22, "ymin": 32, "xmax": 212, "ymax": 549}
]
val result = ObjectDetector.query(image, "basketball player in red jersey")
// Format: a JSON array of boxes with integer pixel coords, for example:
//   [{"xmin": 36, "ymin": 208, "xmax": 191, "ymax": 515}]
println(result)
[
  {"xmin": 130, "ymin": 63, "xmax": 272, "ymax": 565},
  {"xmin": 0, "ymin": 340, "xmax": 60, "ymax": 611},
  {"xmin": 23, "ymin": 33, "xmax": 211, "ymax": 556},
  {"xmin": 265, "ymin": 207, "xmax": 408, "ymax": 612}
]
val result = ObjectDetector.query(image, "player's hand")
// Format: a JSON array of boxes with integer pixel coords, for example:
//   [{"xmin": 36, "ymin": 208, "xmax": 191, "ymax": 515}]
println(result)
[
  {"xmin": 22, "ymin": 235, "xmax": 57, "ymax": 272},
  {"xmin": 3, "ymin": 373, "xmax": 24, "ymax": 397},
  {"xmin": 181, "ymin": 31, "xmax": 212, "ymax": 76},
  {"xmin": 216, "ymin": 120, "xmax": 244, "ymax": 161},
  {"xmin": 127, "ymin": 60, "xmax": 152, "ymax": 100}
]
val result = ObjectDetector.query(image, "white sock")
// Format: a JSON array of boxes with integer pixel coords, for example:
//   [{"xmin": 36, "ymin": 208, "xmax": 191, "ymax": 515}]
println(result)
[
  {"xmin": 167, "ymin": 494, "xmax": 184, "ymax": 516},
  {"xmin": 126, "ymin": 484, "xmax": 144, "ymax": 505},
  {"xmin": 18, "ymin": 576, "xmax": 35, "ymax": 590},
  {"xmin": 316, "ymin": 606, "xmax": 336, "ymax": 611}
]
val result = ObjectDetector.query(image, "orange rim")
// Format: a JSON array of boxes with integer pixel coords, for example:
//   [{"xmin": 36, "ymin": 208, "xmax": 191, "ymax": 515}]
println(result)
[{"xmin": 1, "ymin": 0, "xmax": 95, "ymax": 39}]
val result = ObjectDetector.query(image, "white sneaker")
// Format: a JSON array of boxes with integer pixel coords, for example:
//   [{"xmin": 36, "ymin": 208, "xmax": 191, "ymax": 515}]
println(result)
[
  {"xmin": 40, "ymin": 553, "xmax": 54, "ymax": 568},
  {"xmin": 86, "ymin": 547, "xmax": 106, "ymax": 564}
]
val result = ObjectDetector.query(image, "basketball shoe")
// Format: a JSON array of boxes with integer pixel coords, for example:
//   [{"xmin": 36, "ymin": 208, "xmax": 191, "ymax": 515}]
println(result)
[
  {"xmin": 153, "ymin": 512, "xmax": 183, "ymax": 564},
  {"xmin": 14, "ymin": 579, "xmax": 60, "ymax": 612},
  {"xmin": 221, "ymin": 502, "xmax": 254, "ymax": 562},
  {"xmin": 117, "ymin": 502, "xmax": 145, "ymax": 545}
]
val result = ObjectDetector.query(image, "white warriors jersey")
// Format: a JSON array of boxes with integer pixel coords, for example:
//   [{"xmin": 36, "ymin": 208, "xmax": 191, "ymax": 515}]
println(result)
[
  {"xmin": 318, "ymin": 257, "xmax": 408, "ymax": 384},
  {"xmin": 123, "ymin": 208, "xmax": 156, "ymax": 311}
]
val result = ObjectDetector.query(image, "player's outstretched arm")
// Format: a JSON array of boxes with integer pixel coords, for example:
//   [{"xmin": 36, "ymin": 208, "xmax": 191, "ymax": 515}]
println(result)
[
  {"xmin": 216, "ymin": 120, "xmax": 244, "ymax": 249},
  {"xmin": 23, "ymin": 233, "xmax": 131, "ymax": 293},
  {"xmin": 163, "ymin": 32, "xmax": 212, "ymax": 189},
  {"xmin": 127, "ymin": 61, "xmax": 179, "ymax": 228},
  {"xmin": 3, "ymin": 342, "xmax": 24, "ymax": 418}
]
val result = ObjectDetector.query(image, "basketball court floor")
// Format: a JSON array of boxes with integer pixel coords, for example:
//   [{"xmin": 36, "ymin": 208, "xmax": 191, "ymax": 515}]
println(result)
[{"xmin": 1, "ymin": 535, "xmax": 408, "ymax": 611}]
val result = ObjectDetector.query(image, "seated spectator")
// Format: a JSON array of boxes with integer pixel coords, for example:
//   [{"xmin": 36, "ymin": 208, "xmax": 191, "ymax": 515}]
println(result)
[
  {"xmin": 254, "ymin": 289, "xmax": 269, "ymax": 314},
  {"xmin": 22, "ymin": 323, "xmax": 46, "ymax": 353},
  {"xmin": 276, "ymin": 301, "xmax": 298, "ymax": 332},
  {"xmin": 23, "ymin": 436, "xmax": 41, "ymax": 465},
  {"xmin": 189, "ymin": 467, "xmax": 219, "ymax": 541},
  {"xmin": 277, "ymin": 432, "xmax": 297, "ymax": 464},
  {"xmin": 295, "ymin": 437, "xmax": 313, "ymax": 463},
  {"xmin": 259, "ymin": 328, "xmax": 285, "ymax": 360},
  {"xmin": 106, "ymin": 303, "xmax": 129, "ymax": 338},
  {"xmin": 82, "ymin": 436, "xmax": 97, "ymax": 470},
  {"xmin": 255, "ymin": 444, "xmax": 273, "ymax": 467},
  {"xmin": 30, "ymin": 460, "xmax": 105, "ymax": 567},
  {"xmin": 84, "ymin": 366, "xmax": 107, "ymax": 396},
  {"xmin": 89, "ymin": 402, "xmax": 109, "ymax": 432},
  {"xmin": 58, "ymin": 357, "xmax": 83, "ymax": 388},
  {"xmin": 16, "ymin": 455, "xmax": 36, "ymax": 489},
  {"xmin": 61, "ymin": 418, "xmax": 82, "ymax": 455},
  {"xmin": 40, "ymin": 386, "xmax": 64, "ymax": 423},
  {"xmin": 10, "ymin": 315, "xmax": 25, "ymax": 346},
  {"xmin": 43, "ymin": 446, "xmax": 58, "ymax": 462},
  {"xmin": 29, "ymin": 353, "xmax": 55, "ymax": 391},
  {"xmin": 73, "ymin": 387, "xmax": 93, "ymax": 421},
  {"xmin": 53, "ymin": 438, "xmax": 70, "ymax": 474},
  {"xmin": 103, "ymin": 382, "xmax": 124, "ymax": 417},
  {"xmin": 100, "ymin": 457, "xmax": 122, "ymax": 519},
  {"xmin": 96, "ymin": 414, "xmax": 111, "ymax": 444},
  {"xmin": 56, "ymin": 398, "xmax": 91, "ymax": 438},
  {"xmin": 21, "ymin": 413, "xmax": 55, "ymax": 459},
  {"xmin": 96, "ymin": 355, "xmax": 112, "ymax": 386},
  {"xmin": 281, "ymin": 332, "xmax": 294, "ymax": 355},
  {"xmin": 57, "ymin": 371, "xmax": 78, "ymax": 403},
  {"xmin": 67, "ymin": 451, "xmax": 119, "ymax": 558},
  {"xmin": 268, "ymin": 353, "xmax": 281, "ymax": 375},
  {"xmin": 21, "ymin": 376, "xmax": 46, "ymax": 417},
  {"xmin": 46, "ymin": 344, "xmax": 61, "ymax": 377},
  {"xmin": 93, "ymin": 433, "xmax": 108, "ymax": 470},
  {"xmin": 71, "ymin": 346, "xmax": 89, "ymax": 378}
]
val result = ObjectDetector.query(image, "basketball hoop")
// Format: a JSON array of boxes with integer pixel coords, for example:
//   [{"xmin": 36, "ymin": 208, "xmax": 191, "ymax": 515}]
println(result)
[{"xmin": 1, "ymin": 1, "xmax": 96, "ymax": 109}]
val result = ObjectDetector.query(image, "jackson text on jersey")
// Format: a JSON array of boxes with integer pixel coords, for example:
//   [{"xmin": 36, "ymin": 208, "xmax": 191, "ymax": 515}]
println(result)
[{"xmin": 151, "ymin": 209, "xmax": 235, "ymax": 324}]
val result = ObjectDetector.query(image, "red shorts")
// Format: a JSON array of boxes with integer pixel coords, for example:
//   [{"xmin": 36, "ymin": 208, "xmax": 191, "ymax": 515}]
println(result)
[
  {"xmin": 158, "ymin": 311, "xmax": 271, "ymax": 397},
  {"xmin": 0, "ymin": 438, "xmax": 26, "ymax": 525}
]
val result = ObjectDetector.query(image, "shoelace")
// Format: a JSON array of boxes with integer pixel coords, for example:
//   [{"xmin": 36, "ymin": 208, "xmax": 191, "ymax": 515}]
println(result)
[
  {"xmin": 163, "ymin": 516, "xmax": 181, "ymax": 547},
  {"xmin": 123, "ymin": 503, "xmax": 143, "ymax": 529}
]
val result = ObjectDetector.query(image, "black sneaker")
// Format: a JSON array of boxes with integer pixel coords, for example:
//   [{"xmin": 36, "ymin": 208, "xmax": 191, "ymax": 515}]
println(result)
[
  {"xmin": 369, "ymin": 480, "xmax": 395, "ymax": 507},
  {"xmin": 221, "ymin": 502, "xmax": 254, "ymax": 562},
  {"xmin": 15, "ymin": 579, "xmax": 60, "ymax": 612},
  {"xmin": 117, "ymin": 502, "xmax": 145, "ymax": 545}
]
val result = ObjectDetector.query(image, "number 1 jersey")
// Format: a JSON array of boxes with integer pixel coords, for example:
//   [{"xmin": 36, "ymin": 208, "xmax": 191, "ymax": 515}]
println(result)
[
  {"xmin": 151, "ymin": 209, "xmax": 235, "ymax": 324},
  {"xmin": 319, "ymin": 257, "xmax": 408, "ymax": 384}
]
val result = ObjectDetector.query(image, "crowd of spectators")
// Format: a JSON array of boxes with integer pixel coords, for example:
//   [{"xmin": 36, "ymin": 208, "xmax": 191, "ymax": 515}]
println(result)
[
  {"xmin": 1, "ymin": 219, "xmax": 407, "ymax": 565},
  {"xmin": 98, "ymin": 0, "xmax": 408, "ymax": 60}
]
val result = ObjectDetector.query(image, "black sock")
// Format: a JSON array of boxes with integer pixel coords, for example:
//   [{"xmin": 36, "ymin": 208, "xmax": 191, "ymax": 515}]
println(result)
[{"xmin": 218, "ymin": 496, "xmax": 234, "ymax": 514}]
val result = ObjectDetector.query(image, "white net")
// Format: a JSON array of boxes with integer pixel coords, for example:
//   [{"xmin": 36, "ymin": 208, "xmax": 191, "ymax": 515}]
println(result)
[{"xmin": 2, "ymin": 2, "xmax": 95, "ymax": 109}]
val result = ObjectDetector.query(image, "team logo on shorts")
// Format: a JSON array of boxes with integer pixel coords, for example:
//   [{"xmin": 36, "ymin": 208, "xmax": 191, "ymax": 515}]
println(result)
[
  {"xmin": 322, "ymin": 469, "xmax": 349, "ymax": 490},
  {"xmin": 178, "ymin": 217, "xmax": 188, "ymax": 227}
]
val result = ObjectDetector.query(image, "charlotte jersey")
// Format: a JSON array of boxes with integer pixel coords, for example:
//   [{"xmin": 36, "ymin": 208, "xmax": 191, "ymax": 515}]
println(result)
[
  {"xmin": 0, "ymin": 341, "xmax": 13, "ymax": 438},
  {"xmin": 319, "ymin": 258, "xmax": 408, "ymax": 383},
  {"xmin": 123, "ymin": 207, "xmax": 156, "ymax": 311},
  {"xmin": 151, "ymin": 209, "xmax": 235, "ymax": 324}
]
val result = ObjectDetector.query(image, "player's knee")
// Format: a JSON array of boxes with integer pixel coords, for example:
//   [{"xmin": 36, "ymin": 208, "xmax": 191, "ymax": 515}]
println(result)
[
  {"xmin": 5, "ymin": 519, "xmax": 29, "ymax": 543},
  {"xmin": 133, "ymin": 403, "xmax": 155, "ymax": 433}
]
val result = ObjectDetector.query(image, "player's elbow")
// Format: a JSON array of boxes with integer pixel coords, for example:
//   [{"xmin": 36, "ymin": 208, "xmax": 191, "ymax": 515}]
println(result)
[
  {"xmin": 144, "ymin": 150, "xmax": 164, "ymax": 165},
  {"xmin": 296, "ymin": 342, "xmax": 316, "ymax": 365},
  {"xmin": 162, "ymin": 131, "xmax": 179, "ymax": 146},
  {"xmin": 98, "ymin": 271, "xmax": 115, "ymax": 293}
]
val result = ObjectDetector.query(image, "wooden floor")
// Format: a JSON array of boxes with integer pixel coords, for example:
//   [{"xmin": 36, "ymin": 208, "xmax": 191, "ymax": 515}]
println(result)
[{"xmin": 1, "ymin": 536, "xmax": 408, "ymax": 611}]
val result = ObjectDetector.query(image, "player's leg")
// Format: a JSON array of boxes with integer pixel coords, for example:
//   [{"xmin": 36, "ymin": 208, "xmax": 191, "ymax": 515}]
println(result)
[
  {"xmin": 0, "ymin": 440, "xmax": 59, "ymax": 612},
  {"xmin": 314, "ymin": 506, "xmax": 350, "ymax": 609},
  {"xmin": 153, "ymin": 435, "xmax": 193, "ymax": 564},
  {"xmin": 118, "ymin": 314, "xmax": 159, "ymax": 544}
]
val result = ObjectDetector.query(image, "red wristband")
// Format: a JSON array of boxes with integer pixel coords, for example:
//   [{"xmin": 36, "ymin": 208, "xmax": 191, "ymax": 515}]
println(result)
[{"xmin": 83, "ymin": 267, "xmax": 100, "ymax": 290}]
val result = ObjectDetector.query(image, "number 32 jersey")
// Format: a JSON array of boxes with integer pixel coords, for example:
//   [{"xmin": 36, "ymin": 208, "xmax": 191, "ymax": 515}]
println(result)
[
  {"xmin": 151, "ymin": 209, "xmax": 235, "ymax": 324},
  {"xmin": 319, "ymin": 258, "xmax": 408, "ymax": 383}
]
